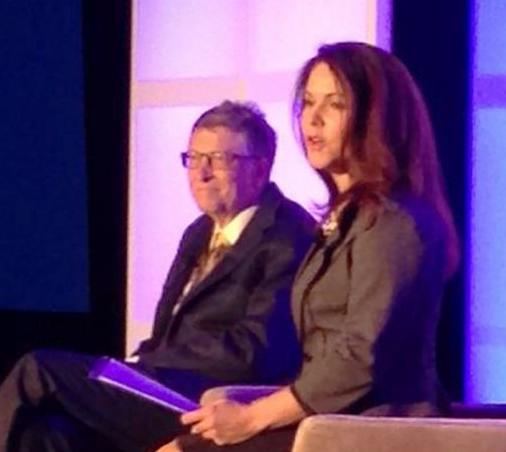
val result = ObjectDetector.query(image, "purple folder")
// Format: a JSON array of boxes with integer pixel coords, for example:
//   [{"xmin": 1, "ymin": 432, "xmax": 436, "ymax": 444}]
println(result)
[{"xmin": 89, "ymin": 357, "xmax": 199, "ymax": 413}]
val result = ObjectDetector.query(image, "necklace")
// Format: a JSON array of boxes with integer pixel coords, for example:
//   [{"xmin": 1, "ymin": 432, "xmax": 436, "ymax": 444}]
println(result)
[{"xmin": 320, "ymin": 210, "xmax": 339, "ymax": 236}]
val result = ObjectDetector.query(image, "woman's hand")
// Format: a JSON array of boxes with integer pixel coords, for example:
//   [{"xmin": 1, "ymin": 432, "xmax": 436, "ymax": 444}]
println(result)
[
  {"xmin": 180, "ymin": 399, "xmax": 263, "ymax": 445},
  {"xmin": 155, "ymin": 440, "xmax": 182, "ymax": 452}
]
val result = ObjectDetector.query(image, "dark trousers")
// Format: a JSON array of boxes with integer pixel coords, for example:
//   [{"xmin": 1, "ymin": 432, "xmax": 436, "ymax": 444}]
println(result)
[{"xmin": 0, "ymin": 350, "xmax": 189, "ymax": 452}]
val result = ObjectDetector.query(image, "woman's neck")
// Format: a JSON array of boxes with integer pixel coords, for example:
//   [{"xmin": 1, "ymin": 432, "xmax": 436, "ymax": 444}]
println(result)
[{"xmin": 330, "ymin": 172, "xmax": 353, "ymax": 193}]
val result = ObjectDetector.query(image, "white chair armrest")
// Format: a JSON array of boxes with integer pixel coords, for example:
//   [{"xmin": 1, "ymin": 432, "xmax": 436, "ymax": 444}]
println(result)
[{"xmin": 292, "ymin": 414, "xmax": 506, "ymax": 452}]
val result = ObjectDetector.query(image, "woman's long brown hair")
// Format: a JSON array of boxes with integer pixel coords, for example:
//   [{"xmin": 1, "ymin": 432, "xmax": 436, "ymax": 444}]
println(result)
[{"xmin": 293, "ymin": 42, "xmax": 459, "ymax": 278}]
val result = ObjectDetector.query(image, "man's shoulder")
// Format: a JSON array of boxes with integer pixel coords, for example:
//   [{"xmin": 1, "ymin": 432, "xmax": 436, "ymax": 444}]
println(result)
[
  {"xmin": 178, "ymin": 215, "xmax": 213, "ymax": 251},
  {"xmin": 183, "ymin": 214, "xmax": 212, "ymax": 234},
  {"xmin": 276, "ymin": 196, "xmax": 316, "ymax": 231},
  {"xmin": 258, "ymin": 183, "xmax": 316, "ymax": 237}
]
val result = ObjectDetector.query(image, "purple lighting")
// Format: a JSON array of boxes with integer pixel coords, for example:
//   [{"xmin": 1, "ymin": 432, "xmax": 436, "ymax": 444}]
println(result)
[{"xmin": 128, "ymin": 0, "xmax": 392, "ymax": 354}]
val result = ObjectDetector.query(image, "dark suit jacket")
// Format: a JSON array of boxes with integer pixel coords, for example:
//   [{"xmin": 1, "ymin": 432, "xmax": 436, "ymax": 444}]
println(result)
[
  {"xmin": 290, "ymin": 194, "xmax": 447, "ymax": 416},
  {"xmin": 137, "ymin": 183, "xmax": 316, "ymax": 389}
]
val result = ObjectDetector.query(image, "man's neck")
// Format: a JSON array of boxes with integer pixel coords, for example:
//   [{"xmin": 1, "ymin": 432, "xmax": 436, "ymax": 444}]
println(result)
[{"xmin": 212, "ymin": 205, "xmax": 259, "ymax": 247}]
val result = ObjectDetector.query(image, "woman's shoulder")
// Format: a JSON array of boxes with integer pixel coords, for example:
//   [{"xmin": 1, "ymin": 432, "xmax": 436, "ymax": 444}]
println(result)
[{"xmin": 354, "ymin": 192, "xmax": 444, "ymax": 246}]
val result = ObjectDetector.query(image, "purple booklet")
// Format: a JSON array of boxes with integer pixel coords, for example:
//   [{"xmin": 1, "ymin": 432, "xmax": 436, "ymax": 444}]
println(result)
[{"xmin": 89, "ymin": 357, "xmax": 199, "ymax": 413}]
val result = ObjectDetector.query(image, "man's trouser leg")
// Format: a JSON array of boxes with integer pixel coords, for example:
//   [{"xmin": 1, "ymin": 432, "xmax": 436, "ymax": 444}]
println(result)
[
  {"xmin": 0, "ymin": 350, "xmax": 186, "ymax": 452},
  {"xmin": 12, "ymin": 409, "xmax": 123, "ymax": 452}
]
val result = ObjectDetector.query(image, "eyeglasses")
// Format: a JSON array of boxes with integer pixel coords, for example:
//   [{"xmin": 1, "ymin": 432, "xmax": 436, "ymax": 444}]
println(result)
[{"xmin": 180, "ymin": 151, "xmax": 258, "ymax": 170}]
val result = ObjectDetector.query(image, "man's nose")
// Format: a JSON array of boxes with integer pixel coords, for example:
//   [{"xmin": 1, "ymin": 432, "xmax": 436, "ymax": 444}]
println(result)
[{"xmin": 196, "ymin": 156, "xmax": 213, "ymax": 179}]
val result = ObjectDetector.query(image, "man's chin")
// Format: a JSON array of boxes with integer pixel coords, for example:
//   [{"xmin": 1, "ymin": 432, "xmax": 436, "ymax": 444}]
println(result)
[{"xmin": 198, "ymin": 203, "xmax": 226, "ymax": 219}]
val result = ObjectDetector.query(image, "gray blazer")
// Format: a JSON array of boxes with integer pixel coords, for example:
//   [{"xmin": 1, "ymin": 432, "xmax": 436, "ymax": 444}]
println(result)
[{"xmin": 290, "ymin": 194, "xmax": 447, "ymax": 416}]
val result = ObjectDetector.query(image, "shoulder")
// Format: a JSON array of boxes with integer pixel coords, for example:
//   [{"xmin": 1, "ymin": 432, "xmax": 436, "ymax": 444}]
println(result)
[
  {"xmin": 181, "ymin": 214, "xmax": 211, "ymax": 238},
  {"xmin": 355, "ymin": 194, "xmax": 444, "ymax": 247},
  {"xmin": 258, "ymin": 183, "xmax": 317, "ymax": 237},
  {"xmin": 276, "ymin": 196, "xmax": 317, "ymax": 232},
  {"xmin": 346, "ymin": 195, "xmax": 446, "ymax": 288},
  {"xmin": 177, "ymin": 215, "xmax": 212, "ymax": 255}
]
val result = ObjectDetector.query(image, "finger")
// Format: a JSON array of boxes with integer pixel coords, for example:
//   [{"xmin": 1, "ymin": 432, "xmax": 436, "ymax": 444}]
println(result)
[
  {"xmin": 213, "ymin": 435, "xmax": 227, "ymax": 446},
  {"xmin": 201, "ymin": 396, "xmax": 227, "ymax": 407},
  {"xmin": 201, "ymin": 428, "xmax": 217, "ymax": 441},
  {"xmin": 180, "ymin": 407, "xmax": 207, "ymax": 425},
  {"xmin": 190, "ymin": 417, "xmax": 215, "ymax": 435},
  {"xmin": 155, "ymin": 441, "xmax": 182, "ymax": 452}
]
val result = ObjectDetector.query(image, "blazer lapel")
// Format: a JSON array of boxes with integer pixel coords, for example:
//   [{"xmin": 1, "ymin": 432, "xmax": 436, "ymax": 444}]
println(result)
[
  {"xmin": 174, "ymin": 183, "xmax": 282, "ymax": 314},
  {"xmin": 292, "ymin": 204, "xmax": 370, "ymax": 331},
  {"xmin": 161, "ymin": 218, "xmax": 213, "ymax": 315}
]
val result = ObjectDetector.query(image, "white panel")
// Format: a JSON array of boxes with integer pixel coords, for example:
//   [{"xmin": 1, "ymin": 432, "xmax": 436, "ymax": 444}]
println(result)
[
  {"xmin": 476, "ymin": 0, "xmax": 506, "ymax": 75},
  {"xmin": 470, "ymin": 108, "xmax": 506, "ymax": 327},
  {"xmin": 135, "ymin": 0, "xmax": 243, "ymax": 80},
  {"xmin": 467, "ymin": 344, "xmax": 506, "ymax": 402},
  {"xmin": 251, "ymin": 0, "xmax": 370, "ymax": 73}
]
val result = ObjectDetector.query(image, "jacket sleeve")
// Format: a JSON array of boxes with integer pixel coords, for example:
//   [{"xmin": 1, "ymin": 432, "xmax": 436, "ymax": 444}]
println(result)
[
  {"xmin": 291, "ymin": 210, "xmax": 430, "ymax": 413},
  {"xmin": 133, "ymin": 222, "xmax": 202, "ymax": 356}
]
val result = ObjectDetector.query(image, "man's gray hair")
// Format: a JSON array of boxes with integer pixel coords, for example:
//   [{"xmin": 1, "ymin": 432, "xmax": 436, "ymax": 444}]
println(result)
[{"xmin": 192, "ymin": 100, "xmax": 277, "ymax": 168}]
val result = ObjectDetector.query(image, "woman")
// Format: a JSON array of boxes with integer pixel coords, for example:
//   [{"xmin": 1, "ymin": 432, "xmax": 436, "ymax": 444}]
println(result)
[{"xmin": 156, "ymin": 41, "xmax": 459, "ymax": 452}]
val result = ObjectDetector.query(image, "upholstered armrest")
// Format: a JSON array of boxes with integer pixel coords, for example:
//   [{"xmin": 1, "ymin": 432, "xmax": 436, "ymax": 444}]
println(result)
[
  {"xmin": 450, "ymin": 402, "xmax": 506, "ymax": 419},
  {"xmin": 199, "ymin": 385, "xmax": 281, "ymax": 406},
  {"xmin": 291, "ymin": 414, "xmax": 506, "ymax": 452}
]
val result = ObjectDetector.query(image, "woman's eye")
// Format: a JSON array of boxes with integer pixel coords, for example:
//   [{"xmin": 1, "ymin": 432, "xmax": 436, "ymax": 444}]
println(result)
[
  {"xmin": 330, "ymin": 101, "xmax": 346, "ymax": 110},
  {"xmin": 301, "ymin": 98, "xmax": 313, "ymax": 107}
]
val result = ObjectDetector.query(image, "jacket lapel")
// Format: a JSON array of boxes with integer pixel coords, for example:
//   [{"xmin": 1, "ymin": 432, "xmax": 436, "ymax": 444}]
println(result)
[
  {"xmin": 160, "ymin": 218, "xmax": 213, "ymax": 316},
  {"xmin": 292, "ymin": 204, "xmax": 372, "ymax": 334},
  {"xmin": 174, "ymin": 183, "xmax": 283, "ymax": 314}
]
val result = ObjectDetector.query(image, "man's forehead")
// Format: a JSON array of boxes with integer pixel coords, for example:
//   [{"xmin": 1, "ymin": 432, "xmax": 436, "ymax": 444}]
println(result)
[{"xmin": 189, "ymin": 126, "xmax": 247, "ymax": 151}]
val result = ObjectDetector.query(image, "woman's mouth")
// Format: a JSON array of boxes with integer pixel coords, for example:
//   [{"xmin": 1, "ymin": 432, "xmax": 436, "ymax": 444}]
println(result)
[{"xmin": 305, "ymin": 135, "xmax": 325, "ymax": 151}]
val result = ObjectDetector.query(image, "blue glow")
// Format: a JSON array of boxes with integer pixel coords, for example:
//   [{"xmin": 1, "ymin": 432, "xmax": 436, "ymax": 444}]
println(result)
[
  {"xmin": 476, "ymin": 1, "xmax": 506, "ymax": 75},
  {"xmin": 466, "ymin": 0, "xmax": 506, "ymax": 401}
]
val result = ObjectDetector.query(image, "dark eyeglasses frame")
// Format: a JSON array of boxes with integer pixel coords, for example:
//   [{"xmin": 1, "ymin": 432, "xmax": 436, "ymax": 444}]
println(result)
[{"xmin": 180, "ymin": 151, "xmax": 259, "ymax": 169}]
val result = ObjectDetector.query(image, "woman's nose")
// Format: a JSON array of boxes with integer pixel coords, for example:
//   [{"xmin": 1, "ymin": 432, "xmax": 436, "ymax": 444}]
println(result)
[{"xmin": 310, "ymin": 105, "xmax": 324, "ymax": 126}]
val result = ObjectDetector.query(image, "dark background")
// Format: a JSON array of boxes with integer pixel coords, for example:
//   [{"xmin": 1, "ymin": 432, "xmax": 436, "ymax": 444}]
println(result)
[
  {"xmin": 0, "ymin": 0, "xmax": 469, "ymax": 400},
  {"xmin": 0, "ymin": 0, "xmax": 130, "ymax": 377}
]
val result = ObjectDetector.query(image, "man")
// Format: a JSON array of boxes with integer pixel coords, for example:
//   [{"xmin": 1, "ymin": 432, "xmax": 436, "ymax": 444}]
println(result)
[{"xmin": 0, "ymin": 101, "xmax": 315, "ymax": 451}]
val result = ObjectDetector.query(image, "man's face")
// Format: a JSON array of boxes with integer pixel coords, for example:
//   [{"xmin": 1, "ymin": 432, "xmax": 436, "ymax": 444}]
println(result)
[{"xmin": 187, "ymin": 126, "xmax": 266, "ymax": 226}]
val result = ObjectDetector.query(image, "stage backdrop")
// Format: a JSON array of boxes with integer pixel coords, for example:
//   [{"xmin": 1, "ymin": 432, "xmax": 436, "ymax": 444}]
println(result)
[
  {"xmin": 0, "ymin": 1, "xmax": 89, "ymax": 313},
  {"xmin": 127, "ymin": 0, "xmax": 392, "ymax": 354}
]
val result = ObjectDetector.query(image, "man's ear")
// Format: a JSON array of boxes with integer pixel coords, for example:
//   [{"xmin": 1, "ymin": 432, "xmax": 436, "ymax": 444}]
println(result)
[
  {"xmin": 257, "ymin": 157, "xmax": 271, "ymax": 178},
  {"xmin": 253, "ymin": 157, "xmax": 271, "ymax": 190}
]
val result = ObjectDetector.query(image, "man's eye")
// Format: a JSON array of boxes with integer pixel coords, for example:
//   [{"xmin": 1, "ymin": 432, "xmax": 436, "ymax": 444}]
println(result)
[{"xmin": 210, "ymin": 153, "xmax": 226, "ymax": 161}]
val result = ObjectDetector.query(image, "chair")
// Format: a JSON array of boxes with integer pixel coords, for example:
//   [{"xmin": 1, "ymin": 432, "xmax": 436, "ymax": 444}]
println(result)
[{"xmin": 200, "ymin": 387, "xmax": 506, "ymax": 452}]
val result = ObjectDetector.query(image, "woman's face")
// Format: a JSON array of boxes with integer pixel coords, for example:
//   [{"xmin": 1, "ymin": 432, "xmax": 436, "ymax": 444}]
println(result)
[{"xmin": 300, "ymin": 62, "xmax": 350, "ymax": 174}]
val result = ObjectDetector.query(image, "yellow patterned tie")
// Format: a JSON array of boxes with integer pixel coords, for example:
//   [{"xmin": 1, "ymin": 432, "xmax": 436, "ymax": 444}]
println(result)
[
  {"xmin": 188, "ymin": 231, "xmax": 230, "ymax": 291},
  {"xmin": 172, "ymin": 232, "xmax": 230, "ymax": 315},
  {"xmin": 202, "ymin": 231, "xmax": 230, "ymax": 275}
]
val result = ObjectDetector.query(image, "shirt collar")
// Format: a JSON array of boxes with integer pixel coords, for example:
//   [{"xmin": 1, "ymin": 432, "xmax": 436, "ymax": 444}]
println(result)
[{"xmin": 212, "ymin": 205, "xmax": 258, "ymax": 247}]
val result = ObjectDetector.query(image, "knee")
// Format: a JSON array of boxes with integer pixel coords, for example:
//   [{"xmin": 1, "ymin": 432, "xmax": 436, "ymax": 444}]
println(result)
[
  {"xmin": 11, "ymin": 350, "xmax": 51, "ymax": 380},
  {"xmin": 4, "ymin": 350, "xmax": 61, "ymax": 401}
]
